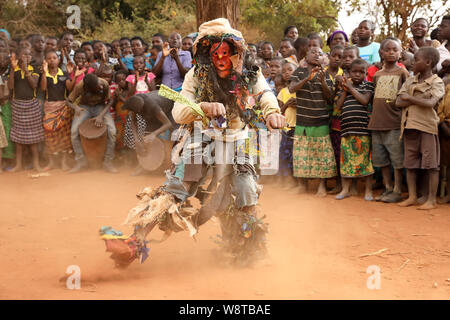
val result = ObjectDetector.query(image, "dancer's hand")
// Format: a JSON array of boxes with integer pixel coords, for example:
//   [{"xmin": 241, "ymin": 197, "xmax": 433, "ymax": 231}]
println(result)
[
  {"xmin": 266, "ymin": 112, "xmax": 286, "ymax": 131},
  {"xmin": 200, "ymin": 102, "xmax": 226, "ymax": 118}
]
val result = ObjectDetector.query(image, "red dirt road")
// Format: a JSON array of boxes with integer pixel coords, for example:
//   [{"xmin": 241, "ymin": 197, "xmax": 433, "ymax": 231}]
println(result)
[{"xmin": 0, "ymin": 169, "xmax": 449, "ymax": 299}]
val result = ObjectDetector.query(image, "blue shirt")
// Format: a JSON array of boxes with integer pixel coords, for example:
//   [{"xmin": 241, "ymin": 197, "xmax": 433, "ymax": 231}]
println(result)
[
  {"xmin": 155, "ymin": 50, "xmax": 192, "ymax": 90},
  {"xmin": 358, "ymin": 42, "xmax": 381, "ymax": 65}
]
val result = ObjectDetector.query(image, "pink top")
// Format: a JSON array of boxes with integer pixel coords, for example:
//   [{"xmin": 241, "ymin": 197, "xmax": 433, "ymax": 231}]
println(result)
[
  {"xmin": 126, "ymin": 73, "xmax": 155, "ymax": 94},
  {"xmin": 70, "ymin": 67, "xmax": 95, "ymax": 85}
]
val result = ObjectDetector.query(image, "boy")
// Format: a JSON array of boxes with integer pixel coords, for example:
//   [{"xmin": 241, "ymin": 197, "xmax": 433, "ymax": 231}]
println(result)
[
  {"xmin": 369, "ymin": 38, "xmax": 410, "ymax": 203},
  {"xmin": 356, "ymin": 20, "xmax": 381, "ymax": 65},
  {"xmin": 267, "ymin": 57, "xmax": 283, "ymax": 93},
  {"xmin": 66, "ymin": 73, "xmax": 118, "ymax": 173},
  {"xmin": 289, "ymin": 47, "xmax": 336, "ymax": 196},
  {"xmin": 341, "ymin": 46, "xmax": 360, "ymax": 75},
  {"xmin": 396, "ymin": 47, "xmax": 445, "ymax": 210}
]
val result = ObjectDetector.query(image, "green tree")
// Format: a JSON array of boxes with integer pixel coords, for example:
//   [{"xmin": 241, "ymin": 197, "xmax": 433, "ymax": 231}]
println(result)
[
  {"xmin": 346, "ymin": 0, "xmax": 450, "ymax": 41},
  {"xmin": 241, "ymin": 0, "xmax": 341, "ymax": 44}
]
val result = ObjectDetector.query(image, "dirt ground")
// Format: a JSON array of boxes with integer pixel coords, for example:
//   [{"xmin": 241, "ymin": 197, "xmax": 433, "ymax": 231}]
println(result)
[{"xmin": 0, "ymin": 168, "xmax": 449, "ymax": 300}]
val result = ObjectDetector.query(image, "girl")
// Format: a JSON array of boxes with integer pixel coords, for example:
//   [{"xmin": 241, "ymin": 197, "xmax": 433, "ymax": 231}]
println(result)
[
  {"xmin": 67, "ymin": 49, "xmax": 95, "ymax": 87},
  {"xmin": 260, "ymin": 42, "xmax": 274, "ymax": 68},
  {"xmin": 40, "ymin": 50, "xmax": 74, "ymax": 170},
  {"xmin": 8, "ymin": 48, "xmax": 44, "ymax": 171},
  {"xmin": 335, "ymin": 59, "xmax": 375, "ymax": 201},
  {"xmin": 81, "ymin": 42, "xmax": 95, "ymax": 67},
  {"xmin": 124, "ymin": 56, "xmax": 156, "ymax": 174},
  {"xmin": 112, "ymin": 70, "xmax": 129, "ymax": 150},
  {"xmin": 289, "ymin": 47, "xmax": 336, "ymax": 196}
]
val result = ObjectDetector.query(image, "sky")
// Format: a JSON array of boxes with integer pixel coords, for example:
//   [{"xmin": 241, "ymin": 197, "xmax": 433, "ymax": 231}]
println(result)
[{"xmin": 337, "ymin": 0, "xmax": 450, "ymax": 36}]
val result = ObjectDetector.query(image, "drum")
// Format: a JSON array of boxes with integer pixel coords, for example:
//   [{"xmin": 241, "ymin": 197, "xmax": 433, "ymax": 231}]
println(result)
[
  {"xmin": 79, "ymin": 118, "xmax": 107, "ymax": 168},
  {"xmin": 137, "ymin": 137, "xmax": 171, "ymax": 172}
]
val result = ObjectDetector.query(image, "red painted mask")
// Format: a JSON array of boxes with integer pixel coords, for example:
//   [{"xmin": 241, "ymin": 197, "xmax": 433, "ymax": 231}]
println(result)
[{"xmin": 210, "ymin": 42, "xmax": 232, "ymax": 78}]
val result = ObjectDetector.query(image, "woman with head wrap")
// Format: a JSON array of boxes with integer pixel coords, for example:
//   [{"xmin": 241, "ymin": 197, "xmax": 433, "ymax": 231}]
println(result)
[{"xmin": 327, "ymin": 31, "xmax": 349, "ymax": 49}]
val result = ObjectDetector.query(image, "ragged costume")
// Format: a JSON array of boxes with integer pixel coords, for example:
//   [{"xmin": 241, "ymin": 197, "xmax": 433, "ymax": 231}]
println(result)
[{"xmin": 100, "ymin": 18, "xmax": 283, "ymax": 268}]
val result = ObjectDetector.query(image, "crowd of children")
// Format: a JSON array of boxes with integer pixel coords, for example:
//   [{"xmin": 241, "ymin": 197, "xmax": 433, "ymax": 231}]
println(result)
[{"xmin": 0, "ymin": 15, "xmax": 449, "ymax": 209}]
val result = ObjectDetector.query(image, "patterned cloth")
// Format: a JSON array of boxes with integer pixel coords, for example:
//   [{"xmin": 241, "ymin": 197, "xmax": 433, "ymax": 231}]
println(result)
[
  {"xmin": 0, "ymin": 101, "xmax": 14, "ymax": 158},
  {"xmin": 278, "ymin": 128, "xmax": 294, "ymax": 176},
  {"xmin": 293, "ymin": 132, "xmax": 337, "ymax": 178},
  {"xmin": 124, "ymin": 113, "xmax": 147, "ymax": 150},
  {"xmin": 340, "ymin": 135, "xmax": 374, "ymax": 178},
  {"xmin": 0, "ymin": 113, "xmax": 7, "ymax": 148},
  {"xmin": 10, "ymin": 99, "xmax": 44, "ymax": 144},
  {"xmin": 43, "ymin": 103, "xmax": 74, "ymax": 154},
  {"xmin": 330, "ymin": 130, "xmax": 341, "ymax": 174}
]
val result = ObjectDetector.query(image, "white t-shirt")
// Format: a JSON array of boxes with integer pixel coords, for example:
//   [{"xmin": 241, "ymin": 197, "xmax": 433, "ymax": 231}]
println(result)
[
  {"xmin": 358, "ymin": 42, "xmax": 381, "ymax": 65},
  {"xmin": 437, "ymin": 40, "xmax": 450, "ymax": 72}
]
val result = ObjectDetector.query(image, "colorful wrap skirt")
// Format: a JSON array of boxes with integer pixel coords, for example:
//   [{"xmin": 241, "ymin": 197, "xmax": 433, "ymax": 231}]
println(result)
[
  {"xmin": 43, "ymin": 101, "xmax": 74, "ymax": 154},
  {"xmin": 340, "ymin": 134, "xmax": 374, "ymax": 178},
  {"xmin": 293, "ymin": 125, "xmax": 337, "ymax": 178},
  {"xmin": 10, "ymin": 99, "xmax": 44, "ymax": 144},
  {"xmin": 0, "ymin": 101, "xmax": 15, "ymax": 158},
  {"xmin": 0, "ymin": 112, "xmax": 7, "ymax": 149}
]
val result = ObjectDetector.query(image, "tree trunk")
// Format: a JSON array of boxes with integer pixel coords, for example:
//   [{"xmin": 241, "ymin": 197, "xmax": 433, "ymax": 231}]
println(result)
[{"xmin": 195, "ymin": 0, "xmax": 240, "ymax": 29}]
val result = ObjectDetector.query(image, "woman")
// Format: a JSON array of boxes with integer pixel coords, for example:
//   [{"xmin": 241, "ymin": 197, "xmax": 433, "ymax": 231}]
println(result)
[
  {"xmin": 408, "ymin": 18, "xmax": 441, "ymax": 53},
  {"xmin": 327, "ymin": 30, "xmax": 349, "ymax": 49}
]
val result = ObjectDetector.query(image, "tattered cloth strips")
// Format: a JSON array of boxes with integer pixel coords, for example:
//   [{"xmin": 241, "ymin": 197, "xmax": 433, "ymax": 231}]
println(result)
[{"xmin": 123, "ymin": 186, "xmax": 199, "ymax": 240}]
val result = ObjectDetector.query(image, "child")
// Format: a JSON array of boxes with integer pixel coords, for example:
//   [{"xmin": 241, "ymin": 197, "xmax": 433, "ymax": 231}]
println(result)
[
  {"xmin": 341, "ymin": 46, "xmax": 360, "ymax": 75},
  {"xmin": 326, "ymin": 45, "xmax": 345, "ymax": 193},
  {"xmin": 267, "ymin": 57, "xmax": 283, "ymax": 93},
  {"xmin": 66, "ymin": 73, "xmax": 117, "ymax": 173},
  {"xmin": 396, "ymin": 47, "xmax": 445, "ymax": 210},
  {"xmin": 279, "ymin": 38, "xmax": 297, "ymax": 66},
  {"xmin": 149, "ymin": 45, "xmax": 162, "ymax": 71},
  {"xmin": 58, "ymin": 32, "xmax": 74, "ymax": 72},
  {"xmin": 370, "ymin": 38, "xmax": 410, "ymax": 203},
  {"xmin": 124, "ymin": 56, "xmax": 156, "ymax": 174},
  {"xmin": 81, "ymin": 42, "xmax": 95, "ymax": 66},
  {"xmin": 40, "ymin": 50, "xmax": 74, "ymax": 170},
  {"xmin": 121, "ymin": 46, "xmax": 134, "ymax": 72},
  {"xmin": 308, "ymin": 33, "xmax": 323, "ymax": 49},
  {"xmin": 294, "ymin": 37, "xmax": 309, "ymax": 68},
  {"xmin": 289, "ymin": 47, "xmax": 336, "ymax": 196},
  {"xmin": 8, "ymin": 48, "xmax": 44, "ymax": 172},
  {"xmin": 260, "ymin": 42, "xmax": 274, "ymax": 68},
  {"xmin": 399, "ymin": 50, "xmax": 414, "ymax": 76},
  {"xmin": 131, "ymin": 37, "xmax": 152, "ymax": 70},
  {"xmin": 112, "ymin": 70, "xmax": 129, "ymax": 150},
  {"xmin": 182, "ymin": 36, "xmax": 193, "ymax": 56},
  {"xmin": 274, "ymin": 74, "xmax": 284, "ymax": 94},
  {"xmin": 68, "ymin": 50, "xmax": 95, "ymax": 87},
  {"xmin": 356, "ymin": 20, "xmax": 381, "ymax": 65},
  {"xmin": 277, "ymin": 62, "xmax": 297, "ymax": 187},
  {"xmin": 31, "ymin": 34, "xmax": 45, "ymax": 69},
  {"xmin": 437, "ymin": 78, "xmax": 450, "ymax": 204},
  {"xmin": 335, "ymin": 59, "xmax": 375, "ymax": 200}
]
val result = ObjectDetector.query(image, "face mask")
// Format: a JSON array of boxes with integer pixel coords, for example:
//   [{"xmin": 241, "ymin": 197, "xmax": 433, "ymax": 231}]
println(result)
[{"xmin": 210, "ymin": 42, "xmax": 232, "ymax": 79}]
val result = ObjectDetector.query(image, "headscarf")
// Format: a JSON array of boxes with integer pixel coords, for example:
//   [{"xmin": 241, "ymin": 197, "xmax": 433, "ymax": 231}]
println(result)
[
  {"xmin": 0, "ymin": 29, "xmax": 10, "ymax": 40},
  {"xmin": 326, "ymin": 30, "xmax": 349, "ymax": 47}
]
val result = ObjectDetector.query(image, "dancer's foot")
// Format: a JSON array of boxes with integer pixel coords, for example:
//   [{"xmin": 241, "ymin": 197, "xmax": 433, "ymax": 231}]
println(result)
[{"xmin": 398, "ymin": 197, "xmax": 418, "ymax": 207}]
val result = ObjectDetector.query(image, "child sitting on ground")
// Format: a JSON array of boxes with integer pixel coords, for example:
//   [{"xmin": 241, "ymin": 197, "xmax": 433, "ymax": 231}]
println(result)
[
  {"xmin": 396, "ymin": 47, "xmax": 445, "ymax": 210},
  {"xmin": 335, "ymin": 59, "xmax": 375, "ymax": 200}
]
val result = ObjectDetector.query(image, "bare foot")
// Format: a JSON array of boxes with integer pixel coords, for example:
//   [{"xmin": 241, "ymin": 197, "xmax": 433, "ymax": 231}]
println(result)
[
  {"xmin": 316, "ymin": 186, "xmax": 327, "ymax": 197},
  {"xmin": 437, "ymin": 195, "xmax": 450, "ymax": 204},
  {"xmin": 417, "ymin": 195, "xmax": 428, "ymax": 205},
  {"xmin": 9, "ymin": 165, "xmax": 23, "ymax": 173},
  {"xmin": 61, "ymin": 160, "xmax": 70, "ymax": 171},
  {"xmin": 417, "ymin": 200, "xmax": 437, "ymax": 210},
  {"xmin": 327, "ymin": 186, "xmax": 342, "ymax": 194},
  {"xmin": 350, "ymin": 184, "xmax": 358, "ymax": 196},
  {"xmin": 294, "ymin": 183, "xmax": 307, "ymax": 194},
  {"xmin": 398, "ymin": 197, "xmax": 418, "ymax": 207}
]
